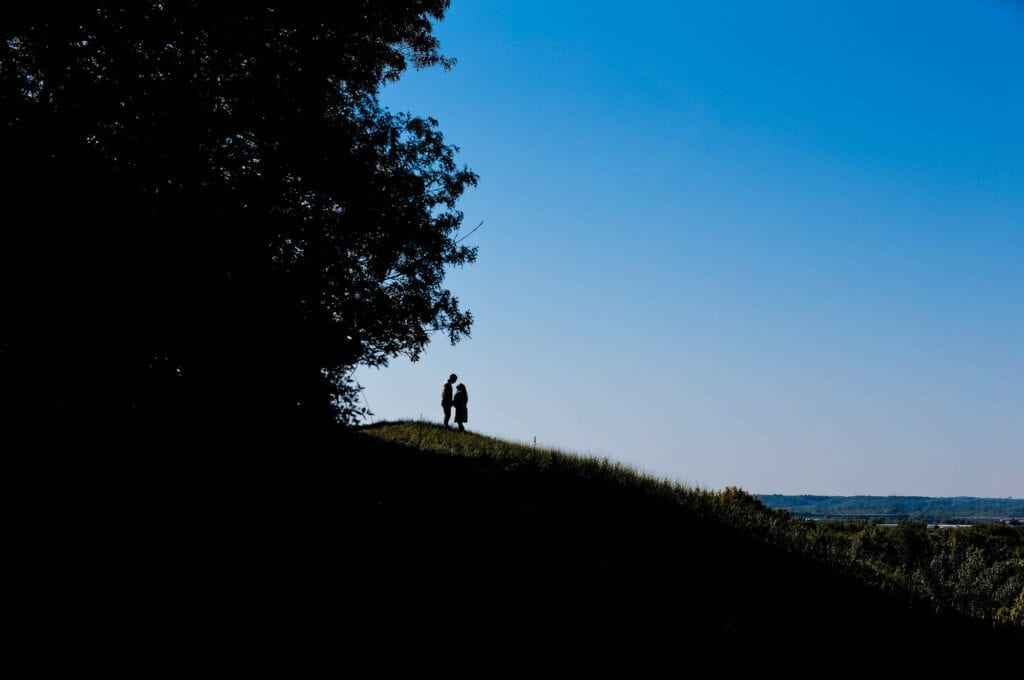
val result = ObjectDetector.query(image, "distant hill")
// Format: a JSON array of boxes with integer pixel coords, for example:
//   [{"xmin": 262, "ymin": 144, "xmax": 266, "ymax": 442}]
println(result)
[
  {"xmin": 263, "ymin": 421, "xmax": 1021, "ymax": 660},
  {"xmin": 759, "ymin": 494, "xmax": 1024, "ymax": 521}
]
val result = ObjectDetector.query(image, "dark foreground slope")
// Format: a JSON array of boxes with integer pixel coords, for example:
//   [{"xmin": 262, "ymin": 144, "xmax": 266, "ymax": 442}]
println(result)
[
  {"xmin": 253, "ymin": 422, "xmax": 1018, "ymax": 663},
  {"xmin": 24, "ymin": 420, "xmax": 1017, "ymax": 669}
]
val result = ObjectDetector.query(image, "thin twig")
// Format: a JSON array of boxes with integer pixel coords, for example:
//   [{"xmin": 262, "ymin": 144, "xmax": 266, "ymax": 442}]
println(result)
[{"xmin": 455, "ymin": 220, "xmax": 484, "ymax": 244}]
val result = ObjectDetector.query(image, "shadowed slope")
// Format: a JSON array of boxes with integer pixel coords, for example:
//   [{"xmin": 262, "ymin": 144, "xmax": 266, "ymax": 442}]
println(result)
[{"xmin": 264, "ymin": 421, "xmax": 1018, "ymax": 660}]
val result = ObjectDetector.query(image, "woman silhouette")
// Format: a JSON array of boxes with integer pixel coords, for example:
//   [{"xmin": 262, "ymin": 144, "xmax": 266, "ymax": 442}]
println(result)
[{"xmin": 453, "ymin": 383, "xmax": 469, "ymax": 432}]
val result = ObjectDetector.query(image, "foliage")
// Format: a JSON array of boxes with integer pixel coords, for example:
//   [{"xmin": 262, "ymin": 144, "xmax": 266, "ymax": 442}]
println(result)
[
  {"xmin": 995, "ymin": 588, "xmax": 1024, "ymax": 626},
  {"xmin": 0, "ymin": 2, "xmax": 475, "ymax": 442},
  {"xmin": 835, "ymin": 521, "xmax": 1024, "ymax": 621}
]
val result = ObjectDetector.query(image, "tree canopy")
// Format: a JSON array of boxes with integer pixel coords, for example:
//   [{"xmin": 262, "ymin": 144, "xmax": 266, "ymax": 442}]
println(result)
[{"xmin": 1, "ymin": 2, "xmax": 477, "ymax": 444}]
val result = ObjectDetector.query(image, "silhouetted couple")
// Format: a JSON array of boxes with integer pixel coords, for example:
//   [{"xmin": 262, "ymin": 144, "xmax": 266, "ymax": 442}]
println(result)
[{"xmin": 441, "ymin": 374, "xmax": 469, "ymax": 431}]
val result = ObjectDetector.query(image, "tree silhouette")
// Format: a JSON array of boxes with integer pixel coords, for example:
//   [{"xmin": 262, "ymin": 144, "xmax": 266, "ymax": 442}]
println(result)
[{"xmin": 0, "ymin": 2, "xmax": 476, "ymax": 444}]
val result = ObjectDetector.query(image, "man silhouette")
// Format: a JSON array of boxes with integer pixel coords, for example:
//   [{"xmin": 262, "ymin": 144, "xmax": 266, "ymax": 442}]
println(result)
[{"xmin": 441, "ymin": 374, "xmax": 457, "ymax": 426}]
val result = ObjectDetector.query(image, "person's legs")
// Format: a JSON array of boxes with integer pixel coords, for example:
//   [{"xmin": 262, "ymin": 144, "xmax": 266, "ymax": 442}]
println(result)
[
  {"xmin": 458, "ymin": 422, "xmax": 465, "ymax": 432},
  {"xmin": 443, "ymin": 406, "xmax": 451, "ymax": 426}
]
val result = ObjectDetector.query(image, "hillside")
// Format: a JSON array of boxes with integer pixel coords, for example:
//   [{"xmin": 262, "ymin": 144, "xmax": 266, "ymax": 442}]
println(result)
[{"xmin": 265, "ymin": 421, "xmax": 1020, "ymax": 659}]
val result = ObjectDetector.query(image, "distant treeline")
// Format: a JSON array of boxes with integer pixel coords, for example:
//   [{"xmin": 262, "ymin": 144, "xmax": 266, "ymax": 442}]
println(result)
[{"xmin": 760, "ymin": 495, "xmax": 1024, "ymax": 522}]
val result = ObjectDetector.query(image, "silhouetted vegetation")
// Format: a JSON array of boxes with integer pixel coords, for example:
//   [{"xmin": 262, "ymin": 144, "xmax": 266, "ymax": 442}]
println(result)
[
  {"xmin": 760, "ymin": 494, "xmax": 1024, "ymax": 522},
  {"xmin": 1, "ymin": 2, "xmax": 475, "ymax": 447}
]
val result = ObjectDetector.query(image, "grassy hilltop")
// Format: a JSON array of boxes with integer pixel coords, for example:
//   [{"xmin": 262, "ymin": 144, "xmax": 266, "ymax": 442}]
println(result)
[{"xmin": 272, "ymin": 421, "xmax": 1021, "ymax": 655}]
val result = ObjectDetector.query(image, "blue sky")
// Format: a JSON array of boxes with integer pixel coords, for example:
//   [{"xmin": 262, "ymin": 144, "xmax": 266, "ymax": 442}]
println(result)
[{"xmin": 356, "ymin": 1, "xmax": 1023, "ymax": 496}]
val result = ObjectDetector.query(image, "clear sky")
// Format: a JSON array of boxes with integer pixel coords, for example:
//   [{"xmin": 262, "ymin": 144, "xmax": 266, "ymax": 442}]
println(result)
[{"xmin": 355, "ymin": 0, "xmax": 1023, "ymax": 497}]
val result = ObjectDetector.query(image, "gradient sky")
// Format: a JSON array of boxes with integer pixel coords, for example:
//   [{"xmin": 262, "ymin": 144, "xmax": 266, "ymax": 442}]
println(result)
[{"xmin": 355, "ymin": 0, "xmax": 1023, "ymax": 497}]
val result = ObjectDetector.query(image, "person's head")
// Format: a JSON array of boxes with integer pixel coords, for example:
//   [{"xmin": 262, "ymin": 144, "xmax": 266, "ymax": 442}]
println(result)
[
  {"xmin": 456, "ymin": 383, "xmax": 466, "ymax": 392},
  {"xmin": 448, "ymin": 373, "xmax": 458, "ymax": 384}
]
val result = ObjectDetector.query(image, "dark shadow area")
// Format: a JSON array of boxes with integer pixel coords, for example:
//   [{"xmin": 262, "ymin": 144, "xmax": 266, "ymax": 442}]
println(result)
[
  {"xmin": 211, "ymin": 427, "xmax": 1019, "ymax": 662},
  {"xmin": 13, "ymin": 422, "xmax": 1020, "ymax": 668}
]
